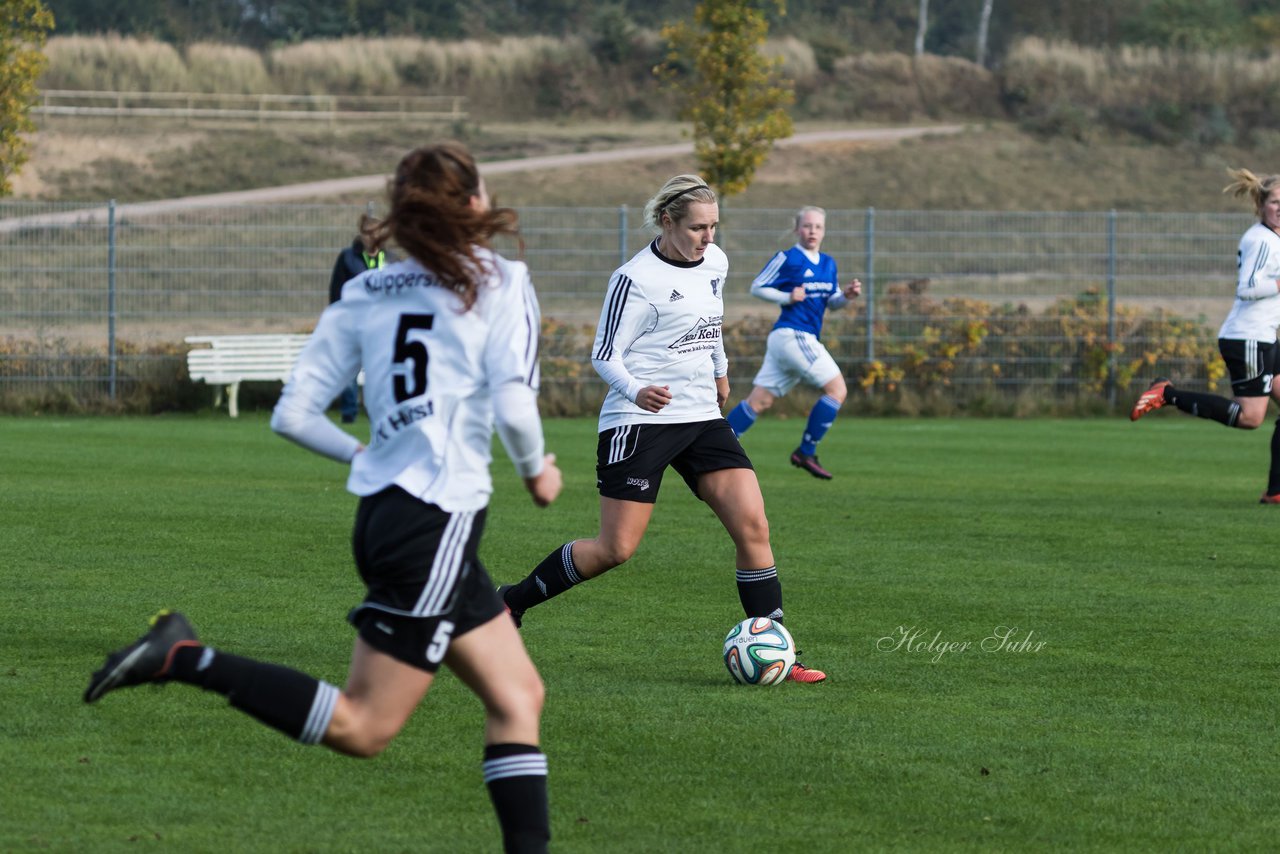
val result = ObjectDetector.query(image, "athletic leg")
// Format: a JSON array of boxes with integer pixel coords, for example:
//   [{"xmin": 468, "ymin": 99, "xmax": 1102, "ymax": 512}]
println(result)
[
  {"xmin": 699, "ymin": 467, "xmax": 826, "ymax": 683},
  {"xmin": 727, "ymin": 386, "xmax": 775, "ymax": 437},
  {"xmin": 502, "ymin": 498, "xmax": 654, "ymax": 616},
  {"xmin": 799, "ymin": 374, "xmax": 848, "ymax": 455},
  {"xmin": 447, "ymin": 615, "xmax": 549, "ymax": 854}
]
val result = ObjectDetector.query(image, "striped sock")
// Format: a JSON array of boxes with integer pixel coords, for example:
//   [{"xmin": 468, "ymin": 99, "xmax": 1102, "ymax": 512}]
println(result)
[
  {"xmin": 800, "ymin": 394, "xmax": 842, "ymax": 455},
  {"xmin": 726, "ymin": 400, "xmax": 758, "ymax": 437},
  {"xmin": 484, "ymin": 743, "xmax": 550, "ymax": 854},
  {"xmin": 735, "ymin": 566, "xmax": 784, "ymax": 622},
  {"xmin": 507, "ymin": 543, "xmax": 584, "ymax": 612},
  {"xmin": 169, "ymin": 645, "xmax": 336, "ymax": 744}
]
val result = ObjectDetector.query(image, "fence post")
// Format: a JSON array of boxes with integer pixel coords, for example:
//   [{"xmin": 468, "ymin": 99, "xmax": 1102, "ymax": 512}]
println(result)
[
  {"xmin": 1106, "ymin": 209, "xmax": 1117, "ymax": 408},
  {"xmin": 619, "ymin": 204, "xmax": 629, "ymax": 266},
  {"xmin": 865, "ymin": 207, "xmax": 876, "ymax": 364},
  {"xmin": 107, "ymin": 199, "xmax": 118, "ymax": 400}
]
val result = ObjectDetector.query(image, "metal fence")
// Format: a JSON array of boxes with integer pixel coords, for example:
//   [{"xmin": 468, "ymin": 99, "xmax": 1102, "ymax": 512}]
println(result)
[{"xmin": 0, "ymin": 200, "xmax": 1250, "ymax": 411}]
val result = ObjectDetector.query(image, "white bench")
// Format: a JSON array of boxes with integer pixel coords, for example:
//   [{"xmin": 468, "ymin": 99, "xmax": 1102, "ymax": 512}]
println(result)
[{"xmin": 185, "ymin": 334, "xmax": 310, "ymax": 418}]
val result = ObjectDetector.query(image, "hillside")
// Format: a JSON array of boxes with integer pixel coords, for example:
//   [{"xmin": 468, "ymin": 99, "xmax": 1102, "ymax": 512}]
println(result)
[{"xmin": 15, "ymin": 115, "xmax": 1280, "ymax": 214}]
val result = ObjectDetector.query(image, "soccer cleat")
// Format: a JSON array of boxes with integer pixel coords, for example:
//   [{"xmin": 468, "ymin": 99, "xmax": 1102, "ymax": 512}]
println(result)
[
  {"xmin": 1130, "ymin": 377, "xmax": 1171, "ymax": 421},
  {"xmin": 496, "ymin": 584, "xmax": 524, "ymax": 629},
  {"xmin": 786, "ymin": 662, "xmax": 827, "ymax": 683},
  {"xmin": 789, "ymin": 449, "xmax": 833, "ymax": 480},
  {"xmin": 84, "ymin": 610, "xmax": 199, "ymax": 703},
  {"xmin": 1260, "ymin": 493, "xmax": 1280, "ymax": 505}
]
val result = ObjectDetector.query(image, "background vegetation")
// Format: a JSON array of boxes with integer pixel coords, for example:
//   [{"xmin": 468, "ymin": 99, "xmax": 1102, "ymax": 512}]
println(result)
[{"xmin": 40, "ymin": 0, "xmax": 1280, "ymax": 56}]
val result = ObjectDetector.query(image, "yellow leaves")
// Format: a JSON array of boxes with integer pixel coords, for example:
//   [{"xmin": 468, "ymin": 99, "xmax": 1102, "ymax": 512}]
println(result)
[
  {"xmin": 657, "ymin": 0, "xmax": 794, "ymax": 199},
  {"xmin": 0, "ymin": 0, "xmax": 54, "ymax": 196}
]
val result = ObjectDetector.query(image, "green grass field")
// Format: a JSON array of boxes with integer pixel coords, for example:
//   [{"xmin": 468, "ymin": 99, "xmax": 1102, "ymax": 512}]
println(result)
[{"xmin": 3, "ymin": 413, "xmax": 1276, "ymax": 852}]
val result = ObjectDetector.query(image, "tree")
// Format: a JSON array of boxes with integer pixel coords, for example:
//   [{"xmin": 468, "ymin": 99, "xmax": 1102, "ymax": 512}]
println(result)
[
  {"xmin": 0, "ymin": 0, "xmax": 54, "ymax": 197},
  {"xmin": 656, "ymin": 0, "xmax": 793, "ymax": 199}
]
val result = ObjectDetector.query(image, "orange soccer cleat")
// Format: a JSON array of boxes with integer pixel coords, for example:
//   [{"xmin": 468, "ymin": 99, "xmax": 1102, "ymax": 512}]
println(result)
[{"xmin": 1130, "ymin": 378, "xmax": 1172, "ymax": 421}]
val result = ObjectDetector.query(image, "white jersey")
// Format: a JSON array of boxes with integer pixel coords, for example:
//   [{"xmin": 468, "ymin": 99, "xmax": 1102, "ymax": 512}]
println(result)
[
  {"xmin": 1218, "ymin": 222, "xmax": 1280, "ymax": 342},
  {"xmin": 271, "ymin": 251, "xmax": 545, "ymax": 513},
  {"xmin": 591, "ymin": 239, "xmax": 729, "ymax": 431}
]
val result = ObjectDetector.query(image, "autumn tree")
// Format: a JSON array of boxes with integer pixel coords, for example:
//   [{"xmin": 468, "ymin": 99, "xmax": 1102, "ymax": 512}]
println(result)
[
  {"xmin": 0, "ymin": 0, "xmax": 54, "ymax": 197},
  {"xmin": 657, "ymin": 0, "xmax": 793, "ymax": 199}
]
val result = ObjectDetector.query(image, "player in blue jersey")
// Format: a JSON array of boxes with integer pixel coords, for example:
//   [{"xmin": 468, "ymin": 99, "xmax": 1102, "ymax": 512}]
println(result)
[{"xmin": 726, "ymin": 206, "xmax": 861, "ymax": 479}]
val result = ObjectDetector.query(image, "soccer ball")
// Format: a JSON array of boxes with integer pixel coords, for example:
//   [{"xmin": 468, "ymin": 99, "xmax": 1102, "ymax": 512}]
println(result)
[{"xmin": 723, "ymin": 617, "xmax": 796, "ymax": 686}]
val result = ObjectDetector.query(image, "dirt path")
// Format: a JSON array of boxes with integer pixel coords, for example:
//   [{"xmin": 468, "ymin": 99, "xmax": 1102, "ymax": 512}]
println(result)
[{"xmin": 1, "ymin": 125, "xmax": 962, "ymax": 230}]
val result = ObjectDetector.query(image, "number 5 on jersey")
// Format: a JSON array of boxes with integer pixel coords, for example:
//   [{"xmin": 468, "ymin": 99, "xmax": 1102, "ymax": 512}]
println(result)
[{"xmin": 394, "ymin": 313, "xmax": 434, "ymax": 403}]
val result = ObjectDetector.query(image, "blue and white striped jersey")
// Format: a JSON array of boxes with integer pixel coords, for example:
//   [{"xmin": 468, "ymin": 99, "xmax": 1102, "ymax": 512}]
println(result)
[
  {"xmin": 1218, "ymin": 222, "xmax": 1280, "ymax": 342},
  {"xmin": 591, "ymin": 239, "xmax": 729, "ymax": 431},
  {"xmin": 751, "ymin": 245, "xmax": 848, "ymax": 337},
  {"xmin": 272, "ymin": 249, "xmax": 546, "ymax": 512}
]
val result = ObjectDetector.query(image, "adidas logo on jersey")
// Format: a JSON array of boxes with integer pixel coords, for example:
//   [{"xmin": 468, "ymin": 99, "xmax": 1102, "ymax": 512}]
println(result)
[
  {"xmin": 803, "ymin": 269, "xmax": 815, "ymax": 277},
  {"xmin": 669, "ymin": 290, "xmax": 684, "ymax": 301}
]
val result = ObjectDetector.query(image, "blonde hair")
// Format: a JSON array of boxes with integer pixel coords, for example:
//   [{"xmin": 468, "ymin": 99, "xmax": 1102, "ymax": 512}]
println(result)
[
  {"xmin": 642, "ymin": 174, "xmax": 716, "ymax": 234},
  {"xmin": 1223, "ymin": 168, "xmax": 1280, "ymax": 218},
  {"xmin": 793, "ymin": 205, "xmax": 826, "ymax": 231}
]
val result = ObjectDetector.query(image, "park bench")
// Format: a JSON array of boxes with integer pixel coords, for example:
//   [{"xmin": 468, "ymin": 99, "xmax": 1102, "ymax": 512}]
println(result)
[{"xmin": 184, "ymin": 333, "xmax": 311, "ymax": 418}]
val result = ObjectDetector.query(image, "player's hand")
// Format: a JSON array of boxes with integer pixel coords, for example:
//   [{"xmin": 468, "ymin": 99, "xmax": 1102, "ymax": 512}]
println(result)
[
  {"xmin": 790, "ymin": 286, "xmax": 807, "ymax": 303},
  {"xmin": 525, "ymin": 453, "xmax": 562, "ymax": 507},
  {"xmin": 636, "ymin": 385, "xmax": 672, "ymax": 413},
  {"xmin": 715, "ymin": 375, "xmax": 730, "ymax": 410},
  {"xmin": 844, "ymin": 278, "xmax": 863, "ymax": 299}
]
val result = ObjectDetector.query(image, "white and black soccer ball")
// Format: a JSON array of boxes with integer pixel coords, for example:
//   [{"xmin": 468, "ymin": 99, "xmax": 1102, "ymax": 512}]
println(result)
[{"xmin": 723, "ymin": 617, "xmax": 796, "ymax": 686}]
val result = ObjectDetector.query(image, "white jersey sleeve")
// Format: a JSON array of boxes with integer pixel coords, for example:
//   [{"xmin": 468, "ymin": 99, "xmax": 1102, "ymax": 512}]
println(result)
[
  {"xmin": 270, "ymin": 301, "xmax": 363, "ymax": 462},
  {"xmin": 1218, "ymin": 223, "xmax": 1280, "ymax": 342},
  {"xmin": 1236, "ymin": 225, "xmax": 1280, "ymax": 301},
  {"xmin": 591, "ymin": 269, "xmax": 658, "ymax": 403},
  {"xmin": 486, "ymin": 262, "xmax": 545, "ymax": 478}
]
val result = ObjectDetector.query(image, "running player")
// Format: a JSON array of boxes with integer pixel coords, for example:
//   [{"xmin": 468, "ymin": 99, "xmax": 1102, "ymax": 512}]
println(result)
[
  {"xmin": 84, "ymin": 143, "xmax": 562, "ymax": 853},
  {"xmin": 499, "ymin": 174, "xmax": 827, "ymax": 683},
  {"xmin": 1130, "ymin": 167, "xmax": 1280, "ymax": 503},
  {"xmin": 725, "ymin": 206, "xmax": 861, "ymax": 479}
]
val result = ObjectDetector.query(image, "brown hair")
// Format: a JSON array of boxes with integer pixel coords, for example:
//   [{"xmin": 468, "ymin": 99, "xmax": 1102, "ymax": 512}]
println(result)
[
  {"xmin": 361, "ymin": 142, "xmax": 518, "ymax": 310},
  {"xmin": 1223, "ymin": 167, "xmax": 1280, "ymax": 219}
]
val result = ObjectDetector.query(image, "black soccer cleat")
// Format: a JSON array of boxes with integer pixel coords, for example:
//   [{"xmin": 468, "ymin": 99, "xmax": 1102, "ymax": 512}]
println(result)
[
  {"xmin": 496, "ymin": 585, "xmax": 525, "ymax": 629},
  {"xmin": 84, "ymin": 610, "xmax": 199, "ymax": 703},
  {"xmin": 790, "ymin": 448, "xmax": 833, "ymax": 480}
]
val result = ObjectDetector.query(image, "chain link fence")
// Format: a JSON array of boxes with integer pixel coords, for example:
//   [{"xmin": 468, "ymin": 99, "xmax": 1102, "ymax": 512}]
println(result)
[{"xmin": 0, "ymin": 200, "xmax": 1250, "ymax": 413}]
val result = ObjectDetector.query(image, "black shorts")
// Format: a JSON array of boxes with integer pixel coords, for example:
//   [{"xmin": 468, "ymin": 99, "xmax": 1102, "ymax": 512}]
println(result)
[
  {"xmin": 347, "ymin": 486, "xmax": 504, "ymax": 673},
  {"xmin": 596, "ymin": 418, "xmax": 753, "ymax": 503},
  {"xmin": 1218, "ymin": 338, "xmax": 1277, "ymax": 397}
]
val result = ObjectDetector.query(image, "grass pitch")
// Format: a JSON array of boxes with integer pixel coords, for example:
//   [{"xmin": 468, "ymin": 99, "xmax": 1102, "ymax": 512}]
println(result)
[{"xmin": 2, "ymin": 413, "xmax": 1276, "ymax": 852}]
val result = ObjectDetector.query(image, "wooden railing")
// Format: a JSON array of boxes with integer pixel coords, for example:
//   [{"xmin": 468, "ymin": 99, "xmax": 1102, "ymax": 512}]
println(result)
[{"xmin": 33, "ymin": 89, "xmax": 467, "ymax": 123}]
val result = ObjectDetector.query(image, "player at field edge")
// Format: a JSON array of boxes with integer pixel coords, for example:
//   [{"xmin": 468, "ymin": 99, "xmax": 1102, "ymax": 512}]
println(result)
[
  {"xmin": 499, "ymin": 174, "xmax": 827, "ymax": 683},
  {"xmin": 84, "ymin": 143, "xmax": 563, "ymax": 854},
  {"xmin": 725, "ymin": 206, "xmax": 861, "ymax": 480},
  {"xmin": 1130, "ymin": 167, "xmax": 1280, "ymax": 504}
]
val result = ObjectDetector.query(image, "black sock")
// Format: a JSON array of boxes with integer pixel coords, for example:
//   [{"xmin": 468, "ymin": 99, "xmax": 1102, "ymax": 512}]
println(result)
[
  {"xmin": 483, "ymin": 743, "xmax": 550, "ymax": 854},
  {"xmin": 169, "ymin": 646, "xmax": 338, "ymax": 744},
  {"xmin": 735, "ymin": 567, "xmax": 784, "ymax": 621},
  {"xmin": 506, "ymin": 543, "xmax": 584, "ymax": 612},
  {"xmin": 1166, "ymin": 388, "xmax": 1241, "ymax": 427},
  {"xmin": 1269, "ymin": 419, "xmax": 1280, "ymax": 496}
]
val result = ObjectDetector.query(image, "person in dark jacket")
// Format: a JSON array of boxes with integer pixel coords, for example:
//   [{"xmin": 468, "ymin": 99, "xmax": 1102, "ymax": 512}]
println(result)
[{"xmin": 328, "ymin": 235, "xmax": 392, "ymax": 422}]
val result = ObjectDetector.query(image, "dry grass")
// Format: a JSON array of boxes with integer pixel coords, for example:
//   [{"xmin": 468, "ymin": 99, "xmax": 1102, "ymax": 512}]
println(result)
[
  {"xmin": 186, "ymin": 43, "xmax": 272, "ymax": 94},
  {"xmin": 41, "ymin": 34, "xmax": 190, "ymax": 92}
]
